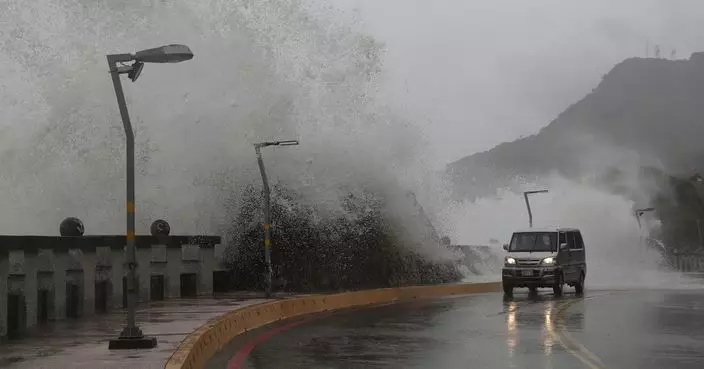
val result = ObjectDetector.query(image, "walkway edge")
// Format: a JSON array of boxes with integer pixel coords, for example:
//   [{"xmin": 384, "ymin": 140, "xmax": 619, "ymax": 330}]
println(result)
[{"xmin": 164, "ymin": 281, "xmax": 501, "ymax": 369}]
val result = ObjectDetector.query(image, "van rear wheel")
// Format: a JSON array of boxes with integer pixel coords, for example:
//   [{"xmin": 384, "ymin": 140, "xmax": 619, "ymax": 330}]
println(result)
[{"xmin": 575, "ymin": 272, "xmax": 585, "ymax": 295}]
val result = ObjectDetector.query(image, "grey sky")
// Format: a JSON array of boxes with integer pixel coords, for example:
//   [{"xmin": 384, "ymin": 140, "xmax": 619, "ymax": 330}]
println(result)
[
  {"xmin": 1, "ymin": 0, "xmax": 703, "ymax": 235},
  {"xmin": 333, "ymin": 0, "xmax": 704, "ymax": 166}
]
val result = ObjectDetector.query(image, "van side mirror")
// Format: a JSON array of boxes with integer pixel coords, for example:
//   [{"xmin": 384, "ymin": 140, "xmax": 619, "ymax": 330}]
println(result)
[
  {"xmin": 503, "ymin": 244, "xmax": 509, "ymax": 251},
  {"xmin": 559, "ymin": 243, "xmax": 569, "ymax": 251}
]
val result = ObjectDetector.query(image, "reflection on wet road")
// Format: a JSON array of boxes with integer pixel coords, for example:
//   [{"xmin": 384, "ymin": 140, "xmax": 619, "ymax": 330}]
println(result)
[{"xmin": 207, "ymin": 289, "xmax": 704, "ymax": 369}]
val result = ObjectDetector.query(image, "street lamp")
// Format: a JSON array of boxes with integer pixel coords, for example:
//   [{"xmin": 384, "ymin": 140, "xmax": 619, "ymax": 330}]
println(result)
[
  {"xmin": 106, "ymin": 44, "xmax": 193, "ymax": 350},
  {"xmin": 523, "ymin": 190, "xmax": 549, "ymax": 228},
  {"xmin": 254, "ymin": 140, "xmax": 300, "ymax": 298},
  {"xmin": 634, "ymin": 207, "xmax": 655, "ymax": 229},
  {"xmin": 633, "ymin": 207, "xmax": 656, "ymax": 260}
]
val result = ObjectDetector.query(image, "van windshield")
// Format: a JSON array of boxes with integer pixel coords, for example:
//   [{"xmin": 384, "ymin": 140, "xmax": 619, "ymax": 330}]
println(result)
[{"xmin": 509, "ymin": 232, "xmax": 557, "ymax": 252}]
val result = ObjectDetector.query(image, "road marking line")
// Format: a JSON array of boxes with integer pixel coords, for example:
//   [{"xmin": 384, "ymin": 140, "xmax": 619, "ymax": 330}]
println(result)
[
  {"xmin": 505, "ymin": 294, "xmax": 603, "ymax": 368},
  {"xmin": 553, "ymin": 294, "xmax": 613, "ymax": 368},
  {"xmin": 558, "ymin": 325, "xmax": 605, "ymax": 366},
  {"xmin": 556, "ymin": 301, "xmax": 605, "ymax": 367},
  {"xmin": 549, "ymin": 321, "xmax": 600, "ymax": 369}
]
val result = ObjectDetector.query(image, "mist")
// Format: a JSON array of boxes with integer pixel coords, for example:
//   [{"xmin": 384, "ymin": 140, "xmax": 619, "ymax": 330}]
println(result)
[
  {"xmin": 341, "ymin": 0, "xmax": 704, "ymax": 165},
  {"xmin": 0, "ymin": 0, "xmax": 431, "ymax": 237},
  {"xmin": 438, "ymin": 130, "xmax": 694, "ymax": 288},
  {"xmin": 1, "ymin": 0, "xmax": 703, "ymax": 287}
]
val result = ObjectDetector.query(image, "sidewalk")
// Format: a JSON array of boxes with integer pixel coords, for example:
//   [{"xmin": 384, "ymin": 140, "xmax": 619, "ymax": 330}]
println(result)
[{"xmin": 0, "ymin": 294, "xmax": 279, "ymax": 369}]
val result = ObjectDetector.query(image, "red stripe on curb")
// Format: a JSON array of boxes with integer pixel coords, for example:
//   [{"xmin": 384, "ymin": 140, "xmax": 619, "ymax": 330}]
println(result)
[{"xmin": 226, "ymin": 313, "xmax": 331, "ymax": 369}]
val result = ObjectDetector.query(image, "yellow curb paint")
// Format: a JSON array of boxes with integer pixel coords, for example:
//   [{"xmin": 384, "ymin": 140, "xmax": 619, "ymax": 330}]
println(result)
[{"xmin": 164, "ymin": 282, "xmax": 501, "ymax": 369}]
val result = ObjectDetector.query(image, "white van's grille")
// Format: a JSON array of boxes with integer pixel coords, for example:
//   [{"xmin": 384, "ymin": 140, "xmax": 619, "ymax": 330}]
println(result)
[{"xmin": 516, "ymin": 259, "xmax": 541, "ymax": 266}]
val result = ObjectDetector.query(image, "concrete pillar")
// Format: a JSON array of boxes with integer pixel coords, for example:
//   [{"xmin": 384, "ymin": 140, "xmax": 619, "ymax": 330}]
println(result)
[
  {"xmin": 166, "ymin": 247, "xmax": 182, "ymax": 298},
  {"xmin": 214, "ymin": 243, "xmax": 225, "ymax": 267},
  {"xmin": 0, "ymin": 252, "xmax": 8, "ymax": 339},
  {"xmin": 96, "ymin": 246, "xmax": 112, "ymax": 268},
  {"xmin": 149, "ymin": 245, "xmax": 167, "ymax": 301},
  {"xmin": 52, "ymin": 251, "xmax": 68, "ymax": 320},
  {"xmin": 136, "ymin": 247, "xmax": 151, "ymax": 303},
  {"xmin": 181, "ymin": 245, "xmax": 200, "ymax": 296},
  {"xmin": 94, "ymin": 247, "xmax": 111, "ymax": 312},
  {"xmin": 24, "ymin": 252, "xmax": 38, "ymax": 328},
  {"xmin": 200, "ymin": 247, "xmax": 215, "ymax": 297},
  {"xmin": 80, "ymin": 253, "xmax": 96, "ymax": 316},
  {"xmin": 111, "ymin": 247, "xmax": 124, "ymax": 309}
]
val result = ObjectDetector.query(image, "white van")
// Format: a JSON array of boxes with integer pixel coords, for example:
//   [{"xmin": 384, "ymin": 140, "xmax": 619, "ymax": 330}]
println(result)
[{"xmin": 501, "ymin": 227, "xmax": 587, "ymax": 295}]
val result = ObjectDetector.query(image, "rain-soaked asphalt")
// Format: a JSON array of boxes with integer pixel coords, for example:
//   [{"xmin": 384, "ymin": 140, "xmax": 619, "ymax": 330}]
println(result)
[{"xmin": 207, "ymin": 288, "xmax": 704, "ymax": 369}]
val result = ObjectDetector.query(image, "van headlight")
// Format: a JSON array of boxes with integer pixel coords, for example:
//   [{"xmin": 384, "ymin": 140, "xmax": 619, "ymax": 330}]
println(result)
[
  {"xmin": 505, "ymin": 257, "xmax": 516, "ymax": 265},
  {"xmin": 541, "ymin": 257, "xmax": 555, "ymax": 265}
]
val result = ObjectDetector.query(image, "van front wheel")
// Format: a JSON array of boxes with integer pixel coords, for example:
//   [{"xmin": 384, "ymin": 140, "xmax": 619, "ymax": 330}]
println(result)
[
  {"xmin": 503, "ymin": 283, "xmax": 513, "ymax": 295},
  {"xmin": 553, "ymin": 272, "xmax": 564, "ymax": 296}
]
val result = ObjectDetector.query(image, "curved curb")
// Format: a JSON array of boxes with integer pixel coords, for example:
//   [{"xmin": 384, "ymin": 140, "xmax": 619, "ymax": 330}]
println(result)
[{"xmin": 164, "ymin": 281, "xmax": 501, "ymax": 369}]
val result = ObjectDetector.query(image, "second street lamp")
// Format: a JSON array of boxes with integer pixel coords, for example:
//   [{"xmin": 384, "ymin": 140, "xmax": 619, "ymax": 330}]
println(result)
[
  {"xmin": 106, "ymin": 44, "xmax": 194, "ymax": 350},
  {"xmin": 254, "ymin": 140, "xmax": 299, "ymax": 298},
  {"xmin": 634, "ymin": 207, "xmax": 655, "ymax": 229},
  {"xmin": 523, "ymin": 190, "xmax": 549, "ymax": 228},
  {"xmin": 633, "ymin": 207, "xmax": 656, "ymax": 260}
]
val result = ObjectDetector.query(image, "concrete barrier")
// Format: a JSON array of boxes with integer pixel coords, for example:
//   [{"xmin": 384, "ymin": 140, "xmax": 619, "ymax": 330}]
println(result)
[
  {"xmin": 164, "ymin": 281, "xmax": 501, "ymax": 369},
  {"xmin": 0, "ymin": 235, "xmax": 222, "ymax": 340}
]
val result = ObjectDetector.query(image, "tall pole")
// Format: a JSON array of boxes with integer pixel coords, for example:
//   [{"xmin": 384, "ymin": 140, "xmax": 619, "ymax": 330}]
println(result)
[
  {"xmin": 634, "ymin": 207, "xmax": 655, "ymax": 258},
  {"xmin": 108, "ymin": 57, "xmax": 142, "ymax": 340},
  {"xmin": 255, "ymin": 145, "xmax": 273, "ymax": 298},
  {"xmin": 253, "ymin": 139, "xmax": 298, "ymax": 298},
  {"xmin": 523, "ymin": 190, "xmax": 548, "ymax": 228},
  {"xmin": 106, "ymin": 45, "xmax": 192, "ymax": 350},
  {"xmin": 523, "ymin": 192, "xmax": 534, "ymax": 228}
]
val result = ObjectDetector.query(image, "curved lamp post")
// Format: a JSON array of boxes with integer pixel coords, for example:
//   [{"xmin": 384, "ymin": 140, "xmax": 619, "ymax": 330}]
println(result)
[
  {"xmin": 634, "ymin": 207, "xmax": 655, "ymax": 229},
  {"xmin": 633, "ymin": 207, "xmax": 656, "ymax": 261},
  {"xmin": 254, "ymin": 140, "xmax": 299, "ymax": 298},
  {"xmin": 106, "ymin": 44, "xmax": 193, "ymax": 350},
  {"xmin": 523, "ymin": 189, "xmax": 549, "ymax": 228}
]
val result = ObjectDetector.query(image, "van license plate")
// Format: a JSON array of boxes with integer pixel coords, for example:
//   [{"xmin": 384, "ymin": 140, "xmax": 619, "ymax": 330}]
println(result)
[{"xmin": 521, "ymin": 270, "xmax": 533, "ymax": 277}]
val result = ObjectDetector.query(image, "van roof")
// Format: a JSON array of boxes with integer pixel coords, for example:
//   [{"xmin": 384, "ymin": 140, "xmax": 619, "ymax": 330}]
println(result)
[{"xmin": 512, "ymin": 227, "xmax": 581, "ymax": 233}]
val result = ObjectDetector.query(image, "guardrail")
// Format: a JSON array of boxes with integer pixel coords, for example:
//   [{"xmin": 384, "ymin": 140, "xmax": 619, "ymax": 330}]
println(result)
[{"xmin": 164, "ymin": 281, "xmax": 501, "ymax": 369}]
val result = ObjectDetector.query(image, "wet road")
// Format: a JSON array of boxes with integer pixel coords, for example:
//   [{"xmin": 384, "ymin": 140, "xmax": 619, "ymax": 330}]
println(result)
[{"xmin": 207, "ymin": 288, "xmax": 704, "ymax": 369}]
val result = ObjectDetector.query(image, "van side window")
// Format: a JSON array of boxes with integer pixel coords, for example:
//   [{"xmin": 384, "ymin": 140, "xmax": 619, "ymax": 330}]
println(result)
[
  {"xmin": 574, "ymin": 232, "xmax": 585, "ymax": 250},
  {"xmin": 567, "ymin": 232, "xmax": 577, "ymax": 250},
  {"xmin": 559, "ymin": 232, "xmax": 566, "ymax": 245}
]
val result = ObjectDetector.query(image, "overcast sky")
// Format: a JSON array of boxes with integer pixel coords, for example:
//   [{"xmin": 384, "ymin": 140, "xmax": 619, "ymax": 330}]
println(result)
[{"xmin": 329, "ymin": 0, "xmax": 704, "ymax": 166}]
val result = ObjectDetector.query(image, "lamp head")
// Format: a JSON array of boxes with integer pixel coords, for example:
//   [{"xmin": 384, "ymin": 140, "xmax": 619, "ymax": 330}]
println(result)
[
  {"xmin": 128, "ymin": 61, "xmax": 144, "ymax": 82},
  {"xmin": 134, "ymin": 44, "xmax": 194, "ymax": 63}
]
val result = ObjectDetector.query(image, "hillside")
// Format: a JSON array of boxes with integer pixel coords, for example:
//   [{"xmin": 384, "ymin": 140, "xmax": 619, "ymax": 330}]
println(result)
[{"xmin": 447, "ymin": 52, "xmax": 704, "ymax": 201}]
